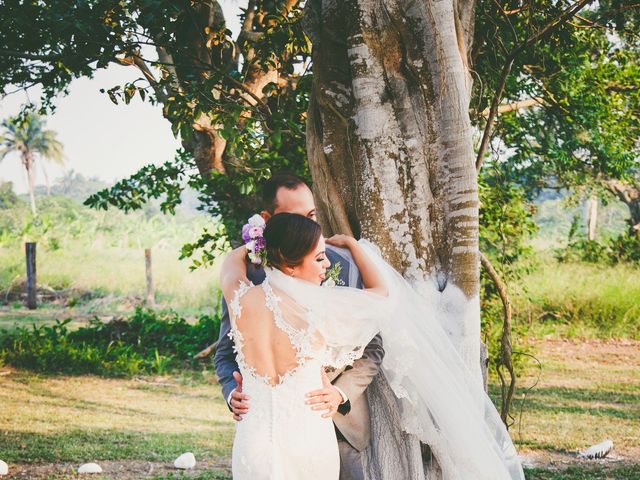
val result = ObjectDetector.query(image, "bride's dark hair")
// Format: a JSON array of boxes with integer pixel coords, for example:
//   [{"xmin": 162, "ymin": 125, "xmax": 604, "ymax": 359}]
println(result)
[{"xmin": 264, "ymin": 213, "xmax": 322, "ymax": 269}]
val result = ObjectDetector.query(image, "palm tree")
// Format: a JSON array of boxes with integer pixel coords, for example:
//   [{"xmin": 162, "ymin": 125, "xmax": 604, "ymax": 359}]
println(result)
[{"xmin": 0, "ymin": 112, "xmax": 65, "ymax": 215}]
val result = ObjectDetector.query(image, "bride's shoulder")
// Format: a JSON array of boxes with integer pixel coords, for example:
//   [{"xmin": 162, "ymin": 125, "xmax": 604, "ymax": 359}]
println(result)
[
  {"xmin": 230, "ymin": 282, "xmax": 267, "ymax": 321},
  {"xmin": 237, "ymin": 283, "xmax": 266, "ymax": 307}
]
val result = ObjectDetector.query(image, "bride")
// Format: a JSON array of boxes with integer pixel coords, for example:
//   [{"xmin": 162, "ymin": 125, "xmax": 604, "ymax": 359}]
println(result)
[{"xmin": 220, "ymin": 212, "xmax": 524, "ymax": 480}]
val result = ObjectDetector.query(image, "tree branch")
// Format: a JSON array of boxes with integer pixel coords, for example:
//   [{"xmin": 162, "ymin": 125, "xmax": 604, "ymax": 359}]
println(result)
[
  {"xmin": 193, "ymin": 339, "xmax": 220, "ymax": 359},
  {"xmin": 116, "ymin": 52, "xmax": 170, "ymax": 104},
  {"xmin": 156, "ymin": 46, "xmax": 182, "ymax": 95},
  {"xmin": 0, "ymin": 49, "xmax": 62, "ymax": 61},
  {"xmin": 480, "ymin": 252, "xmax": 516, "ymax": 428},
  {"xmin": 475, "ymin": 0, "xmax": 596, "ymax": 173},
  {"xmin": 606, "ymin": 83, "xmax": 640, "ymax": 92},
  {"xmin": 473, "ymin": 97, "xmax": 545, "ymax": 117}
]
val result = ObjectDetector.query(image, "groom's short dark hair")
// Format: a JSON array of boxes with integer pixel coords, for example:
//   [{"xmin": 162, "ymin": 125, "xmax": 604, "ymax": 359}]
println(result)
[{"xmin": 261, "ymin": 173, "xmax": 310, "ymax": 213}]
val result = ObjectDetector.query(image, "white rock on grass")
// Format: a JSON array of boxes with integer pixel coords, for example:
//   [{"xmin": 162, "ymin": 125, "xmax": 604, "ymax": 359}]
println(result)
[
  {"xmin": 78, "ymin": 463, "xmax": 103, "ymax": 474},
  {"xmin": 579, "ymin": 439, "xmax": 614, "ymax": 459},
  {"xmin": 173, "ymin": 452, "xmax": 196, "ymax": 470},
  {"xmin": 0, "ymin": 459, "xmax": 8, "ymax": 476}
]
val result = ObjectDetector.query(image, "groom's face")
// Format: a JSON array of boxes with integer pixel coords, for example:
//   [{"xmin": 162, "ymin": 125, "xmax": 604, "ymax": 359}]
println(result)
[{"xmin": 269, "ymin": 185, "xmax": 317, "ymax": 221}]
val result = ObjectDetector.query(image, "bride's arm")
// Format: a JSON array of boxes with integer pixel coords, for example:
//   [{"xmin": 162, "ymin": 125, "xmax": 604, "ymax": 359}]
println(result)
[
  {"xmin": 326, "ymin": 235, "xmax": 388, "ymax": 296},
  {"xmin": 220, "ymin": 246, "xmax": 251, "ymax": 302}
]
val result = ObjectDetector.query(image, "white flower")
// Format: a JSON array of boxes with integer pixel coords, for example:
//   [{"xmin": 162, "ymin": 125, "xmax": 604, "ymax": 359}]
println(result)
[
  {"xmin": 323, "ymin": 278, "xmax": 336, "ymax": 287},
  {"xmin": 248, "ymin": 214, "xmax": 265, "ymax": 228},
  {"xmin": 246, "ymin": 240, "xmax": 256, "ymax": 252}
]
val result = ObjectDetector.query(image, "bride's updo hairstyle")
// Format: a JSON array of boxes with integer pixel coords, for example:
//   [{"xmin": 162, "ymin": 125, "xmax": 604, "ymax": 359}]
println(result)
[{"xmin": 263, "ymin": 213, "xmax": 321, "ymax": 270}]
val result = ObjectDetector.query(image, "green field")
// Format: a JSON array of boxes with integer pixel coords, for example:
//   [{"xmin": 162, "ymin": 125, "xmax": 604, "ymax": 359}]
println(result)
[
  {"xmin": 1, "ymin": 337, "xmax": 638, "ymax": 479},
  {"xmin": 1, "ymin": 192, "xmax": 639, "ymax": 478},
  {"xmin": 510, "ymin": 257, "xmax": 640, "ymax": 340}
]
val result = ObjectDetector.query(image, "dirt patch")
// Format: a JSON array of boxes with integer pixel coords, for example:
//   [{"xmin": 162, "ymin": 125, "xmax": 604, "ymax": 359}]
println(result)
[
  {"xmin": 528, "ymin": 338, "xmax": 640, "ymax": 363},
  {"xmin": 3, "ymin": 458, "xmax": 231, "ymax": 479},
  {"xmin": 520, "ymin": 449, "xmax": 638, "ymax": 471}
]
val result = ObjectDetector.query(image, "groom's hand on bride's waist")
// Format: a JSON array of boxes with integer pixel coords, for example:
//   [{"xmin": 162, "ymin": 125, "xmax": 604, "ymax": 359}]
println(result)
[
  {"xmin": 229, "ymin": 371, "xmax": 249, "ymax": 421},
  {"xmin": 305, "ymin": 370, "xmax": 348, "ymax": 418}
]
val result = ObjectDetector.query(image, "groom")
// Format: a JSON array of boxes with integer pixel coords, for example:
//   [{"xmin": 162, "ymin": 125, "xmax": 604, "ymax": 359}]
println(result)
[{"xmin": 214, "ymin": 173, "xmax": 384, "ymax": 480}]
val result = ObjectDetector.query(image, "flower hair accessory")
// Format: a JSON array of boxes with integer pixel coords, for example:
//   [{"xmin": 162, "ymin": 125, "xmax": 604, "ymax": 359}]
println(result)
[{"xmin": 242, "ymin": 214, "xmax": 267, "ymax": 265}]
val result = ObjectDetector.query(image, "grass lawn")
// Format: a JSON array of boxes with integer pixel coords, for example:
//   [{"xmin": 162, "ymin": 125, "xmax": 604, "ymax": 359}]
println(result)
[
  {"xmin": 1, "ymin": 339, "xmax": 638, "ymax": 479},
  {"xmin": 0, "ymin": 244, "xmax": 222, "ymax": 319},
  {"xmin": 511, "ymin": 258, "xmax": 640, "ymax": 340},
  {"xmin": 0, "ymin": 370, "xmax": 234, "ymax": 479},
  {"xmin": 508, "ymin": 339, "xmax": 640, "ymax": 461}
]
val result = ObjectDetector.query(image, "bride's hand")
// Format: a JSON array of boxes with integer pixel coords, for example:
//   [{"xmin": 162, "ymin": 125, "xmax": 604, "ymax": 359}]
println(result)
[{"xmin": 325, "ymin": 234, "xmax": 357, "ymax": 250}]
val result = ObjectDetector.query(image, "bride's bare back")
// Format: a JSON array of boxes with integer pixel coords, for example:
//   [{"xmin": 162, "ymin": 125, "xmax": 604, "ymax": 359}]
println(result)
[
  {"xmin": 227, "ymin": 277, "xmax": 341, "ymax": 480},
  {"xmin": 233, "ymin": 284, "xmax": 302, "ymax": 385}
]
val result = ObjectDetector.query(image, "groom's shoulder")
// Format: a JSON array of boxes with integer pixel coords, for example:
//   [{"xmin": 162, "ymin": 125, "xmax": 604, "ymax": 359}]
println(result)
[
  {"xmin": 326, "ymin": 244, "xmax": 354, "ymax": 264},
  {"xmin": 325, "ymin": 244, "xmax": 362, "ymax": 287}
]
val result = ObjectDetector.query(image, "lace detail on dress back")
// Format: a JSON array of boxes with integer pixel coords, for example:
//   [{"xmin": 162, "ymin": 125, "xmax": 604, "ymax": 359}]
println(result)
[{"xmin": 228, "ymin": 278, "xmax": 315, "ymax": 388}]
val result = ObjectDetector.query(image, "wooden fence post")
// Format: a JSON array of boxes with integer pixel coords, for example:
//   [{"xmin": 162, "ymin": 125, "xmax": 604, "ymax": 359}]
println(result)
[
  {"xmin": 145, "ymin": 248, "xmax": 155, "ymax": 307},
  {"xmin": 25, "ymin": 242, "xmax": 37, "ymax": 309}
]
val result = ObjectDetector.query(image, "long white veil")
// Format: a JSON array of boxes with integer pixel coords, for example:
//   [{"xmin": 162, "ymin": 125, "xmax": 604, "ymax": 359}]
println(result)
[{"xmin": 265, "ymin": 240, "xmax": 524, "ymax": 480}]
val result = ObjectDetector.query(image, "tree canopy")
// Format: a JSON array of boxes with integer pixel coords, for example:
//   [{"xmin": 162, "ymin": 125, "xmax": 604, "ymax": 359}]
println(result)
[{"xmin": 1, "ymin": 1, "xmax": 638, "ymax": 253}]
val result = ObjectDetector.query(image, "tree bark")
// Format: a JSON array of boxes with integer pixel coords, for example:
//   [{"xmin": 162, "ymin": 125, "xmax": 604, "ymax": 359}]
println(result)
[
  {"xmin": 306, "ymin": 2, "xmax": 478, "ymax": 477},
  {"xmin": 145, "ymin": 248, "xmax": 155, "ymax": 308},
  {"xmin": 306, "ymin": 0, "xmax": 479, "ymax": 371},
  {"xmin": 587, "ymin": 196, "xmax": 598, "ymax": 240},
  {"xmin": 603, "ymin": 179, "xmax": 640, "ymax": 236},
  {"xmin": 134, "ymin": 1, "xmax": 299, "ymax": 179},
  {"xmin": 22, "ymin": 150, "xmax": 37, "ymax": 216},
  {"xmin": 25, "ymin": 242, "xmax": 37, "ymax": 309}
]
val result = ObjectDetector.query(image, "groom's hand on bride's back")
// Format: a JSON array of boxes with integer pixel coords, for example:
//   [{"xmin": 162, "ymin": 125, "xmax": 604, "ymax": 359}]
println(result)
[
  {"xmin": 230, "ymin": 371, "xmax": 250, "ymax": 421},
  {"xmin": 305, "ymin": 369, "xmax": 345, "ymax": 419}
]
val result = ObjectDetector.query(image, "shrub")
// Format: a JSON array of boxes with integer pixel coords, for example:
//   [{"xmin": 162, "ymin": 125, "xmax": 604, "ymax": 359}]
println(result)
[
  {"xmin": 554, "ymin": 238, "xmax": 610, "ymax": 263},
  {"xmin": 0, "ymin": 308, "xmax": 220, "ymax": 376},
  {"xmin": 610, "ymin": 233, "xmax": 640, "ymax": 264}
]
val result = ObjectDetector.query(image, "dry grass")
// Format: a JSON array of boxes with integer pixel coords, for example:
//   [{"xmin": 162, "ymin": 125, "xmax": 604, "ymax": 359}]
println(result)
[
  {"xmin": 1, "ymin": 339, "xmax": 638, "ymax": 479},
  {"xmin": 0, "ymin": 244, "xmax": 222, "ymax": 318},
  {"xmin": 501, "ymin": 339, "xmax": 640, "ymax": 461},
  {"xmin": 0, "ymin": 369, "xmax": 234, "ymax": 478}
]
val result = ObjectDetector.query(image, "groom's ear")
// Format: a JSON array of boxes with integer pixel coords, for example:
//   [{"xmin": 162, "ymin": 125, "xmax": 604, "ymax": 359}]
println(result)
[{"xmin": 260, "ymin": 211, "xmax": 271, "ymax": 221}]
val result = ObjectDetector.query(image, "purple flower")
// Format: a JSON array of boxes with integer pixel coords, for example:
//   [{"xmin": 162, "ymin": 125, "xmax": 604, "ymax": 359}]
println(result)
[
  {"xmin": 254, "ymin": 237, "xmax": 266, "ymax": 251},
  {"xmin": 241, "ymin": 223, "xmax": 252, "ymax": 243},
  {"xmin": 249, "ymin": 226, "xmax": 263, "ymax": 239}
]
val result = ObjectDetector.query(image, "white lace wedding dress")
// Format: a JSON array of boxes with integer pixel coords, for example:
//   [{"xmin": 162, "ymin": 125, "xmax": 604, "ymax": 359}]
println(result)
[
  {"xmin": 228, "ymin": 279, "xmax": 345, "ymax": 480},
  {"xmin": 228, "ymin": 242, "xmax": 525, "ymax": 480}
]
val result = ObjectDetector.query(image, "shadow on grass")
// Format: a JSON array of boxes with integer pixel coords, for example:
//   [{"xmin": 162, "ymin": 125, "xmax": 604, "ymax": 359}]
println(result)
[
  {"xmin": 525, "ymin": 465, "xmax": 640, "ymax": 479},
  {"xmin": 0, "ymin": 429, "xmax": 233, "ymax": 463},
  {"xmin": 490, "ymin": 384, "xmax": 640, "ymax": 421},
  {"xmin": 5, "ymin": 379, "xmax": 217, "ymax": 426}
]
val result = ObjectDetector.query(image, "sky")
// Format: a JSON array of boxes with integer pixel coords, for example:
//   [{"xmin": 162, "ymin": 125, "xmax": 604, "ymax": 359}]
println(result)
[{"xmin": 0, "ymin": 1, "xmax": 243, "ymax": 194}]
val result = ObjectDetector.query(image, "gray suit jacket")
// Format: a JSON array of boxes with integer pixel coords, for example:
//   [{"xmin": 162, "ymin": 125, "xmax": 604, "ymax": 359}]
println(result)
[{"xmin": 213, "ymin": 245, "xmax": 384, "ymax": 451}]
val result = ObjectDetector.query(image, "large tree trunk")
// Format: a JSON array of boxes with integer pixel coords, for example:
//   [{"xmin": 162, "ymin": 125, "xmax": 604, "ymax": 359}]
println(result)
[
  {"xmin": 604, "ymin": 179, "xmax": 640, "ymax": 236},
  {"xmin": 305, "ymin": 0, "xmax": 479, "ymax": 372},
  {"xmin": 305, "ymin": 1, "xmax": 478, "ymax": 477}
]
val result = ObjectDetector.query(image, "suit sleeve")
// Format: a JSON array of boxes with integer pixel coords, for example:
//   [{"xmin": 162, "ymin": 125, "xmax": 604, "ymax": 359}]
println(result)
[
  {"xmin": 333, "ymin": 333, "xmax": 384, "ymax": 415},
  {"xmin": 213, "ymin": 296, "xmax": 239, "ymax": 408}
]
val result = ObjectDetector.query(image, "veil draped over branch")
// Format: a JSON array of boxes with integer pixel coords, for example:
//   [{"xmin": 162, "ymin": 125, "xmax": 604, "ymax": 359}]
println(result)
[{"xmin": 265, "ymin": 240, "xmax": 524, "ymax": 480}]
